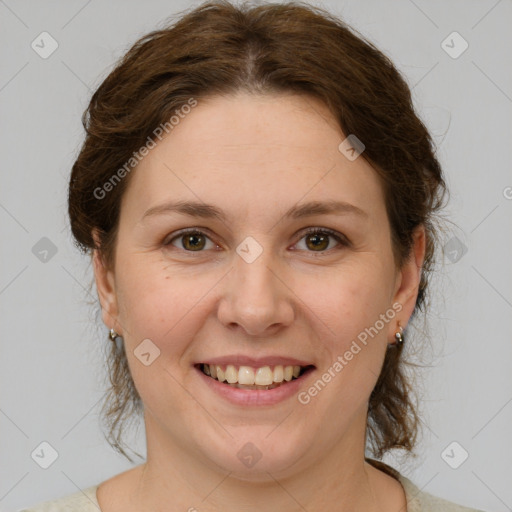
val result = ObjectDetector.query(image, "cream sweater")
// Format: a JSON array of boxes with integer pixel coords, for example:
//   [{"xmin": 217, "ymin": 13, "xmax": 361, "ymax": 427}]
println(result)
[{"xmin": 19, "ymin": 461, "xmax": 488, "ymax": 512}]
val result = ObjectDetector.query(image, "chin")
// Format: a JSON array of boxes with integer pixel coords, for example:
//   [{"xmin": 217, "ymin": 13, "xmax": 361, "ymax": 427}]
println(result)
[{"xmin": 199, "ymin": 426, "xmax": 312, "ymax": 480}]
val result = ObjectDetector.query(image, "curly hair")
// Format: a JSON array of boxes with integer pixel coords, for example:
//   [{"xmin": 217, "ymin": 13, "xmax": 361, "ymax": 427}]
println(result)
[{"xmin": 68, "ymin": 0, "xmax": 447, "ymax": 463}]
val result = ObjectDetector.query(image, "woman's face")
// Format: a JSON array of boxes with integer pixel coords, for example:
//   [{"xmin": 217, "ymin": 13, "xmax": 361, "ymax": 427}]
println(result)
[{"xmin": 94, "ymin": 92, "xmax": 424, "ymax": 478}]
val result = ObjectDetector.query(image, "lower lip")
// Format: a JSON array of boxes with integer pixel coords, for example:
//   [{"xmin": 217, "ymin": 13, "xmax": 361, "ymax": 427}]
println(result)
[{"xmin": 195, "ymin": 366, "xmax": 315, "ymax": 406}]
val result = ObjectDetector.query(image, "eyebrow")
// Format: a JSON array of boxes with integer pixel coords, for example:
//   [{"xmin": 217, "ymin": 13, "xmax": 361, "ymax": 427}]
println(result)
[{"xmin": 140, "ymin": 199, "xmax": 367, "ymax": 223}]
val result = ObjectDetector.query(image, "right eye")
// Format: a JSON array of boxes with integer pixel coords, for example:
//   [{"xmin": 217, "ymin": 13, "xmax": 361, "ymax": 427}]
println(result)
[{"xmin": 163, "ymin": 229, "xmax": 217, "ymax": 252}]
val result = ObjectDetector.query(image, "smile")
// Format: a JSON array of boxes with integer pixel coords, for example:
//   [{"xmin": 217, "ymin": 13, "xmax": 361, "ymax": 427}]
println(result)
[{"xmin": 197, "ymin": 363, "xmax": 315, "ymax": 390}]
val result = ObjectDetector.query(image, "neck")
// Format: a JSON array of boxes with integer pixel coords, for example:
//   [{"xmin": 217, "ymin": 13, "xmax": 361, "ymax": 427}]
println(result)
[{"xmin": 129, "ymin": 412, "xmax": 390, "ymax": 512}]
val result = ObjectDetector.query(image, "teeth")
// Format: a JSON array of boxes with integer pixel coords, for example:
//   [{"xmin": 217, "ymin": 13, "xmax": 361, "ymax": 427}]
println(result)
[
  {"xmin": 216, "ymin": 366, "xmax": 226, "ymax": 382},
  {"xmin": 225, "ymin": 364, "xmax": 238, "ymax": 383},
  {"xmin": 202, "ymin": 363, "xmax": 305, "ymax": 386},
  {"xmin": 273, "ymin": 365, "xmax": 284, "ymax": 382},
  {"xmin": 255, "ymin": 366, "xmax": 273, "ymax": 385},
  {"xmin": 239, "ymin": 366, "xmax": 255, "ymax": 385}
]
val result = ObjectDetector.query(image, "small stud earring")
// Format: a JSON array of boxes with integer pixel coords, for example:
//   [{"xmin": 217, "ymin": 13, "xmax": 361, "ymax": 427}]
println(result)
[
  {"xmin": 394, "ymin": 324, "xmax": 404, "ymax": 346},
  {"xmin": 109, "ymin": 328, "xmax": 120, "ymax": 341},
  {"xmin": 109, "ymin": 328, "xmax": 124, "ymax": 352}
]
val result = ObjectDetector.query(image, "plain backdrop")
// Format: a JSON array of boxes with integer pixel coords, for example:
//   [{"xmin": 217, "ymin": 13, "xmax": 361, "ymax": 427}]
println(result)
[{"xmin": 1, "ymin": 0, "xmax": 511, "ymax": 510}]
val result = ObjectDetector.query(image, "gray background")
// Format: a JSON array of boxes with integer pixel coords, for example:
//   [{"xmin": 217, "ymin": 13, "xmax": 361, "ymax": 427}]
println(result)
[{"xmin": 1, "ymin": 0, "xmax": 511, "ymax": 510}]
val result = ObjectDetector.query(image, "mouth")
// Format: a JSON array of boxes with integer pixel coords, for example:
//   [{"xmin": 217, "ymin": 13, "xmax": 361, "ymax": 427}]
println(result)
[{"xmin": 194, "ymin": 363, "xmax": 316, "ymax": 390}]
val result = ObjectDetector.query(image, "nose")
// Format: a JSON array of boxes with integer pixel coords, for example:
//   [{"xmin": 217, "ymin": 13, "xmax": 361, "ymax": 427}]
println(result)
[{"xmin": 216, "ymin": 248, "xmax": 295, "ymax": 337}]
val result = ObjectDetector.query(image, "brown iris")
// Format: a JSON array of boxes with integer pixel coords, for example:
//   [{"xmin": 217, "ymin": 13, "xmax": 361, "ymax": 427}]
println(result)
[
  {"xmin": 305, "ymin": 232, "xmax": 330, "ymax": 251},
  {"xmin": 182, "ymin": 232, "xmax": 206, "ymax": 251}
]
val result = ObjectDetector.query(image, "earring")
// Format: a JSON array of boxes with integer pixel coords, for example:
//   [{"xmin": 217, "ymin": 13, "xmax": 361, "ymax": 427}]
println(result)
[
  {"xmin": 109, "ymin": 328, "xmax": 120, "ymax": 341},
  {"xmin": 394, "ymin": 324, "xmax": 404, "ymax": 346},
  {"xmin": 109, "ymin": 328, "xmax": 124, "ymax": 352}
]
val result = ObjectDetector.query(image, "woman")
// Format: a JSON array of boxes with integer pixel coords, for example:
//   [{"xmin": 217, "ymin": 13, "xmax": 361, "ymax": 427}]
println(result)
[{"xmin": 22, "ymin": 1, "xmax": 489, "ymax": 510}]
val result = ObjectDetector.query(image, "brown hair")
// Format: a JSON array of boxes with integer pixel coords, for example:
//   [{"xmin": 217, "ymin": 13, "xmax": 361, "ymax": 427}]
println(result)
[{"xmin": 68, "ymin": 0, "xmax": 446, "ymax": 463}]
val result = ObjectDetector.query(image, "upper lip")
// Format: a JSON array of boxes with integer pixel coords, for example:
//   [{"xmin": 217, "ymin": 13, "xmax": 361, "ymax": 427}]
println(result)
[{"xmin": 196, "ymin": 355, "xmax": 315, "ymax": 368}]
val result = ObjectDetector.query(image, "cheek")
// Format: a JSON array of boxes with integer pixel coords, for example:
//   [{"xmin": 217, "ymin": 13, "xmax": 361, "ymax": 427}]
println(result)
[
  {"xmin": 115, "ymin": 256, "xmax": 217, "ymax": 352},
  {"xmin": 308, "ymin": 267, "xmax": 395, "ymax": 406},
  {"xmin": 311, "ymin": 263, "xmax": 394, "ymax": 343},
  {"xmin": 306, "ymin": 285, "xmax": 392, "ymax": 418},
  {"xmin": 114, "ymin": 264, "xmax": 208, "ymax": 414}
]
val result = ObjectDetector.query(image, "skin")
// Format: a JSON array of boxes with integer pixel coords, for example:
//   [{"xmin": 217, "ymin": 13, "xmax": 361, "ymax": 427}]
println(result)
[{"xmin": 92, "ymin": 92, "xmax": 425, "ymax": 512}]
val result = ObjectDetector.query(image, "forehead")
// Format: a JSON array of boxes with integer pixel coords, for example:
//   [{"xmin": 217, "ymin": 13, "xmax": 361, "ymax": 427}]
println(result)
[{"xmin": 119, "ymin": 92, "xmax": 385, "ymax": 226}]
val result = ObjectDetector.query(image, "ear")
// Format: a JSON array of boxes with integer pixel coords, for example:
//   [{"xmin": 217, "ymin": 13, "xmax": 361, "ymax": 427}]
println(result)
[
  {"xmin": 91, "ymin": 228, "xmax": 121, "ymax": 334},
  {"xmin": 390, "ymin": 225, "xmax": 426, "ymax": 337}
]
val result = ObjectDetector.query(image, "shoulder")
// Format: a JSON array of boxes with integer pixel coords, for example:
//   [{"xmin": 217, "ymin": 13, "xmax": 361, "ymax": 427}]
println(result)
[
  {"xmin": 398, "ymin": 474, "xmax": 489, "ymax": 512},
  {"xmin": 18, "ymin": 485, "xmax": 100, "ymax": 512},
  {"xmin": 366, "ymin": 458, "xmax": 490, "ymax": 512}
]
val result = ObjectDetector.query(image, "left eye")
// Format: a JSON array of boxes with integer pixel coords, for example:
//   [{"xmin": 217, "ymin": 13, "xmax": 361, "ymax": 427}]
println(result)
[
  {"xmin": 164, "ymin": 228, "xmax": 347, "ymax": 253},
  {"xmin": 294, "ymin": 228, "xmax": 347, "ymax": 252}
]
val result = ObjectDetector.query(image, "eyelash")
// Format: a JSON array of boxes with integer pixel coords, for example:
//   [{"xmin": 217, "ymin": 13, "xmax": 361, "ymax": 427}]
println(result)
[{"xmin": 163, "ymin": 227, "xmax": 349, "ymax": 254}]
